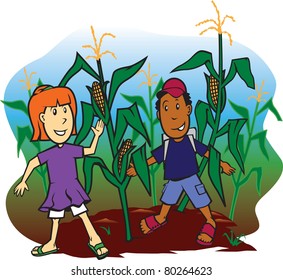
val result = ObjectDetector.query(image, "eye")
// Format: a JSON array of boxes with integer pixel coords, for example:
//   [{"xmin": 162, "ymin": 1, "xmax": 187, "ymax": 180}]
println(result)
[
  {"xmin": 52, "ymin": 108, "xmax": 57, "ymax": 115},
  {"xmin": 165, "ymin": 105, "xmax": 168, "ymax": 111},
  {"xmin": 176, "ymin": 103, "xmax": 180, "ymax": 110},
  {"xmin": 63, "ymin": 106, "xmax": 67, "ymax": 113}
]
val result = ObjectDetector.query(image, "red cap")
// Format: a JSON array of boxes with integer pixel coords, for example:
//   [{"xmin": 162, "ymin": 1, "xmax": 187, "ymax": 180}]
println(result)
[{"xmin": 161, "ymin": 78, "xmax": 187, "ymax": 98}]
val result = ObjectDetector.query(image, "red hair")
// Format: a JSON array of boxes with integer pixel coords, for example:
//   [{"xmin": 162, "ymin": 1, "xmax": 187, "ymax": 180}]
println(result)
[{"xmin": 28, "ymin": 85, "xmax": 77, "ymax": 141}]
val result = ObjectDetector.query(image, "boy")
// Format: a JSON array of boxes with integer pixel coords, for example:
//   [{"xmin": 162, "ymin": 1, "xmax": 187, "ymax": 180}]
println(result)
[{"xmin": 127, "ymin": 78, "xmax": 235, "ymax": 246}]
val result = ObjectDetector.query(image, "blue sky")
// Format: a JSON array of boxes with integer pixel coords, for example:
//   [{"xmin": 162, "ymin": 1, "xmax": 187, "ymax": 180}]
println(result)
[{"xmin": 3, "ymin": 27, "xmax": 276, "ymax": 142}]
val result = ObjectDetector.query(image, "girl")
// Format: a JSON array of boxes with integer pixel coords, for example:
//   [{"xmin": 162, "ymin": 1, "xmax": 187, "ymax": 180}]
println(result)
[{"xmin": 14, "ymin": 85, "xmax": 108, "ymax": 259}]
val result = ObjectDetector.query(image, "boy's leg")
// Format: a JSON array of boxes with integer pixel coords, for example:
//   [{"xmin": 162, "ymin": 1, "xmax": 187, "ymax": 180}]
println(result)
[
  {"xmin": 140, "ymin": 203, "xmax": 171, "ymax": 234},
  {"xmin": 31, "ymin": 218, "xmax": 60, "ymax": 255},
  {"xmin": 182, "ymin": 175, "xmax": 216, "ymax": 245},
  {"xmin": 79, "ymin": 212, "xmax": 108, "ymax": 256},
  {"xmin": 140, "ymin": 180, "xmax": 183, "ymax": 234},
  {"xmin": 198, "ymin": 205, "xmax": 216, "ymax": 244}
]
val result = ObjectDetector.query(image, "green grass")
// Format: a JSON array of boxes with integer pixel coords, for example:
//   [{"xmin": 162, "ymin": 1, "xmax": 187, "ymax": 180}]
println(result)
[
  {"xmin": 100, "ymin": 226, "xmax": 111, "ymax": 236},
  {"xmin": 223, "ymin": 230, "xmax": 246, "ymax": 246}
]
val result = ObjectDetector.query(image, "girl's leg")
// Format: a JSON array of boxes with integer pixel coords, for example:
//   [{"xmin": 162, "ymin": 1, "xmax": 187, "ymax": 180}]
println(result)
[
  {"xmin": 32, "ymin": 218, "xmax": 60, "ymax": 255},
  {"xmin": 79, "ymin": 212, "xmax": 108, "ymax": 256}
]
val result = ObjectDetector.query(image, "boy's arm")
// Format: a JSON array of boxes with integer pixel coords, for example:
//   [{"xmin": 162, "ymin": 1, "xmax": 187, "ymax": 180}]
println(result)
[
  {"xmin": 84, "ymin": 119, "xmax": 104, "ymax": 156},
  {"xmin": 203, "ymin": 150, "xmax": 235, "ymax": 176},
  {"xmin": 127, "ymin": 156, "xmax": 157, "ymax": 177},
  {"xmin": 14, "ymin": 156, "xmax": 40, "ymax": 196},
  {"xmin": 147, "ymin": 156, "xmax": 157, "ymax": 166}
]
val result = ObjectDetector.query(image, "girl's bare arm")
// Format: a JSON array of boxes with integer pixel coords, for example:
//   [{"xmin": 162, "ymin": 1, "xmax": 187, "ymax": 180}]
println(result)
[
  {"xmin": 84, "ymin": 119, "xmax": 104, "ymax": 156},
  {"xmin": 14, "ymin": 156, "xmax": 40, "ymax": 196}
]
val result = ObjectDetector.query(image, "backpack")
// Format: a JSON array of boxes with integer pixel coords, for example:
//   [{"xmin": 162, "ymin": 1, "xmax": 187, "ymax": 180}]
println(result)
[{"xmin": 163, "ymin": 127, "xmax": 197, "ymax": 161}]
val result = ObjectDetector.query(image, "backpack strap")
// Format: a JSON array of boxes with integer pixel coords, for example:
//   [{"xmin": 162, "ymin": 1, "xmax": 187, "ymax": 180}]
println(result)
[
  {"xmin": 163, "ymin": 134, "xmax": 170, "ymax": 161},
  {"xmin": 163, "ymin": 127, "xmax": 197, "ymax": 161},
  {"xmin": 188, "ymin": 128, "xmax": 196, "ymax": 153}
]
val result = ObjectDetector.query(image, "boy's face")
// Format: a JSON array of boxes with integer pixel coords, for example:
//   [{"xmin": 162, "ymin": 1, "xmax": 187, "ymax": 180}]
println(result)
[
  {"xmin": 40, "ymin": 103, "xmax": 73, "ymax": 144},
  {"xmin": 157, "ymin": 93, "xmax": 192, "ymax": 140}
]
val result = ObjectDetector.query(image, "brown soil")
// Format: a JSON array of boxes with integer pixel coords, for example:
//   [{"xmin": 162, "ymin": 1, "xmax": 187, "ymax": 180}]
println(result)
[{"xmin": 49, "ymin": 206, "xmax": 255, "ymax": 258}]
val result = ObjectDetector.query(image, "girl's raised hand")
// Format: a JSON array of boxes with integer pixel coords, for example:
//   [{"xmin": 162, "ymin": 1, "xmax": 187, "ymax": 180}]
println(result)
[
  {"xmin": 92, "ymin": 119, "xmax": 104, "ymax": 137},
  {"xmin": 14, "ymin": 182, "xmax": 29, "ymax": 197}
]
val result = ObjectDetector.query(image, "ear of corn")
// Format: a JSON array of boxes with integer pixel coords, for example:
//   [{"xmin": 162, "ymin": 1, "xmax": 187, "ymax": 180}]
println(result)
[
  {"xmin": 112, "ymin": 139, "xmax": 134, "ymax": 183},
  {"xmin": 210, "ymin": 75, "xmax": 219, "ymax": 107},
  {"xmin": 205, "ymin": 74, "xmax": 226, "ymax": 113},
  {"xmin": 118, "ymin": 139, "xmax": 133, "ymax": 172},
  {"xmin": 92, "ymin": 81, "xmax": 105, "ymax": 114}
]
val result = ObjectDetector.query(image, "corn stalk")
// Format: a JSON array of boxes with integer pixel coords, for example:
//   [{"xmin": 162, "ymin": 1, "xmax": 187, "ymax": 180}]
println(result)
[
  {"xmin": 59, "ymin": 42, "xmax": 151, "ymax": 241},
  {"xmin": 121, "ymin": 63, "xmax": 163, "ymax": 206},
  {"xmin": 1, "ymin": 75, "xmax": 48, "ymax": 194},
  {"xmin": 228, "ymin": 81, "xmax": 282, "ymax": 220},
  {"xmin": 171, "ymin": 1, "xmax": 255, "ymax": 211}
]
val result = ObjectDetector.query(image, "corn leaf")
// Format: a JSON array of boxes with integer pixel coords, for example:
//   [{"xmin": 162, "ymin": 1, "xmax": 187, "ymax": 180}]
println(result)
[
  {"xmin": 1, "ymin": 100, "xmax": 29, "ymax": 117},
  {"xmin": 83, "ymin": 156, "xmax": 120, "ymax": 193},
  {"xmin": 251, "ymin": 130, "xmax": 269, "ymax": 160},
  {"xmin": 195, "ymin": 100, "xmax": 215, "ymax": 142},
  {"xmin": 75, "ymin": 102, "xmax": 96, "ymax": 145},
  {"xmin": 239, "ymin": 167, "xmax": 263, "ymax": 196},
  {"xmin": 37, "ymin": 78, "xmax": 44, "ymax": 86},
  {"xmin": 59, "ymin": 52, "xmax": 100, "ymax": 87},
  {"xmin": 217, "ymin": 119, "xmax": 247, "ymax": 173},
  {"xmin": 238, "ymin": 134, "xmax": 245, "ymax": 157},
  {"xmin": 223, "ymin": 58, "xmax": 255, "ymax": 88},
  {"xmin": 131, "ymin": 121, "xmax": 148, "ymax": 143},
  {"xmin": 108, "ymin": 56, "xmax": 147, "ymax": 109},
  {"xmin": 171, "ymin": 50, "xmax": 218, "ymax": 78},
  {"xmin": 131, "ymin": 127, "xmax": 140, "ymax": 143},
  {"xmin": 228, "ymin": 100, "xmax": 250, "ymax": 133},
  {"xmin": 224, "ymin": 134, "xmax": 245, "ymax": 156},
  {"xmin": 131, "ymin": 143, "xmax": 151, "ymax": 195},
  {"xmin": 208, "ymin": 145, "xmax": 225, "ymax": 205},
  {"xmin": 256, "ymin": 98, "xmax": 282, "ymax": 121},
  {"xmin": 151, "ymin": 78, "xmax": 164, "ymax": 101},
  {"xmin": 153, "ymin": 118, "xmax": 159, "ymax": 127},
  {"xmin": 121, "ymin": 94, "xmax": 150, "ymax": 119},
  {"xmin": 16, "ymin": 126, "xmax": 32, "ymax": 157},
  {"xmin": 114, "ymin": 103, "xmax": 150, "ymax": 151}
]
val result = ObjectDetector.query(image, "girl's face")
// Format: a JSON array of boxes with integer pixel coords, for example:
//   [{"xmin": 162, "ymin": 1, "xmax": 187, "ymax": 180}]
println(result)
[{"xmin": 40, "ymin": 103, "xmax": 74, "ymax": 144}]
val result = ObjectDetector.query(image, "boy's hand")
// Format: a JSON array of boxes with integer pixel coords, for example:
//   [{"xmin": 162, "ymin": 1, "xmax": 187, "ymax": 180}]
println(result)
[
  {"xmin": 221, "ymin": 161, "xmax": 236, "ymax": 175},
  {"xmin": 14, "ymin": 182, "xmax": 29, "ymax": 197},
  {"xmin": 127, "ymin": 163, "xmax": 137, "ymax": 177},
  {"xmin": 92, "ymin": 119, "xmax": 104, "ymax": 137}
]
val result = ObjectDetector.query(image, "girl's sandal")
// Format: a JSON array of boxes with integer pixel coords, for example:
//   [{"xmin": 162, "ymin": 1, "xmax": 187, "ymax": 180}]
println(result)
[
  {"xmin": 31, "ymin": 245, "xmax": 59, "ymax": 257},
  {"xmin": 88, "ymin": 242, "xmax": 109, "ymax": 260}
]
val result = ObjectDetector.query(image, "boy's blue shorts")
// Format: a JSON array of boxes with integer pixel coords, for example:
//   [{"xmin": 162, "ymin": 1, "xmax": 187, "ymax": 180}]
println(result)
[{"xmin": 160, "ymin": 174, "xmax": 211, "ymax": 208}]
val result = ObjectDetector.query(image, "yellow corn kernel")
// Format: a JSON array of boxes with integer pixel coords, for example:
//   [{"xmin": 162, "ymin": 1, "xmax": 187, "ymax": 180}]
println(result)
[
  {"xmin": 209, "ymin": 76, "xmax": 219, "ymax": 107},
  {"xmin": 118, "ymin": 139, "xmax": 133, "ymax": 172},
  {"xmin": 92, "ymin": 82, "xmax": 105, "ymax": 114}
]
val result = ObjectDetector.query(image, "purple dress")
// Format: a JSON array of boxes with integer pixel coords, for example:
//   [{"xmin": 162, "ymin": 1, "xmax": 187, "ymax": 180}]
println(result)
[{"xmin": 38, "ymin": 144, "xmax": 90, "ymax": 212}]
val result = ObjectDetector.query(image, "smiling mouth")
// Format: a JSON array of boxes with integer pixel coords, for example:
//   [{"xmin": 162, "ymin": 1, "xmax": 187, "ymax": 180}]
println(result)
[
  {"xmin": 178, "ymin": 124, "xmax": 185, "ymax": 131},
  {"xmin": 172, "ymin": 123, "xmax": 185, "ymax": 131},
  {"xmin": 54, "ymin": 130, "xmax": 67, "ymax": 136}
]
